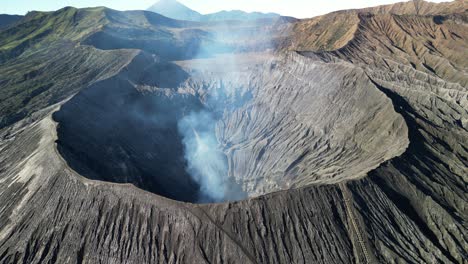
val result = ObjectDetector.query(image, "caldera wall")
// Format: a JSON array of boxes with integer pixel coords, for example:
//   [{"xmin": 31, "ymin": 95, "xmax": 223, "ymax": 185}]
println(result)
[{"xmin": 54, "ymin": 52, "xmax": 408, "ymax": 203}]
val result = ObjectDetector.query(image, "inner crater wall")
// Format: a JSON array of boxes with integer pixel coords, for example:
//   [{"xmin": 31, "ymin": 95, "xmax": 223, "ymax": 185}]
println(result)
[{"xmin": 55, "ymin": 52, "xmax": 408, "ymax": 202}]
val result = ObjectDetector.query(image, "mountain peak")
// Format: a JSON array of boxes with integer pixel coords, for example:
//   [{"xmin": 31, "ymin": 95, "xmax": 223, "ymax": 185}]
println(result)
[{"xmin": 147, "ymin": 0, "xmax": 202, "ymax": 21}]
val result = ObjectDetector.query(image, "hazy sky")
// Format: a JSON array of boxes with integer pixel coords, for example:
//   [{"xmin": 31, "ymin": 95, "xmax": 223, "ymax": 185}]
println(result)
[{"xmin": 1, "ymin": 0, "xmax": 448, "ymax": 18}]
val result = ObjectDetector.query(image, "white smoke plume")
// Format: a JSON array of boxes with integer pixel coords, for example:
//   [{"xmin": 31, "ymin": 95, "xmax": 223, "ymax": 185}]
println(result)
[{"xmin": 176, "ymin": 17, "xmax": 283, "ymax": 202}]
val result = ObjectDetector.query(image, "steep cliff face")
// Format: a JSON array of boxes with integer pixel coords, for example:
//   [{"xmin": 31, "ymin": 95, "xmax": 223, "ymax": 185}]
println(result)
[
  {"xmin": 0, "ymin": 1, "xmax": 466, "ymax": 264},
  {"xmin": 175, "ymin": 53, "xmax": 408, "ymax": 196}
]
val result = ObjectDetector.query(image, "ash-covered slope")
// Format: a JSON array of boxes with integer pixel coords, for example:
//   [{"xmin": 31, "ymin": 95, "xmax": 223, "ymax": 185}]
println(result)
[
  {"xmin": 302, "ymin": 4, "xmax": 467, "ymax": 262},
  {"xmin": 0, "ymin": 1, "xmax": 466, "ymax": 264},
  {"xmin": 286, "ymin": 0, "xmax": 466, "ymax": 51}
]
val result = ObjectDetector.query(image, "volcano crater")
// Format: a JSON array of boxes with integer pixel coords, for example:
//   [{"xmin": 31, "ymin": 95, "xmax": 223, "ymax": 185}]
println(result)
[{"xmin": 54, "ymin": 52, "xmax": 409, "ymax": 203}]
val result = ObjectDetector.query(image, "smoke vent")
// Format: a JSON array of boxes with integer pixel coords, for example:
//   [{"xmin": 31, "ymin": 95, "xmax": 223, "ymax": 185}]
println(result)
[{"xmin": 54, "ymin": 53, "xmax": 408, "ymax": 203}]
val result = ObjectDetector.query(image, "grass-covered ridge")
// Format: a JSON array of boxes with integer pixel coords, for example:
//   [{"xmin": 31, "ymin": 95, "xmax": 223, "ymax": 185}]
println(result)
[
  {"xmin": 0, "ymin": 7, "xmax": 144, "ymax": 129},
  {"xmin": 0, "ymin": 6, "xmax": 202, "ymax": 129},
  {"xmin": 0, "ymin": 7, "xmax": 108, "ymax": 56}
]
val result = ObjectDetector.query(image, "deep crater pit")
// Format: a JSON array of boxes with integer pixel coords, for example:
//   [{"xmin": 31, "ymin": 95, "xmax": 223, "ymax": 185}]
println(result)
[{"xmin": 53, "ymin": 53, "xmax": 408, "ymax": 203}]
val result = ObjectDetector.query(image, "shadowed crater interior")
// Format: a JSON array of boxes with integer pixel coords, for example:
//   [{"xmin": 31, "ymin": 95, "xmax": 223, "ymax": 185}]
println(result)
[{"xmin": 54, "ymin": 52, "xmax": 409, "ymax": 204}]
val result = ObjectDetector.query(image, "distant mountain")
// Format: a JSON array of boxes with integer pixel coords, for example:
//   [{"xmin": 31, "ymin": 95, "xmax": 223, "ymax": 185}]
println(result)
[
  {"xmin": 0, "ymin": 14, "xmax": 23, "ymax": 29},
  {"xmin": 147, "ymin": 0, "xmax": 203, "ymax": 21},
  {"xmin": 147, "ymin": 0, "xmax": 281, "ymax": 21},
  {"xmin": 202, "ymin": 10, "xmax": 280, "ymax": 21}
]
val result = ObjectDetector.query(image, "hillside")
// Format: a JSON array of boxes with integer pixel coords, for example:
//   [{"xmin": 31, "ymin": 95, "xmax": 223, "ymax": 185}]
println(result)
[
  {"xmin": 286, "ymin": 0, "xmax": 466, "ymax": 51},
  {"xmin": 0, "ymin": 14, "xmax": 23, "ymax": 29}
]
